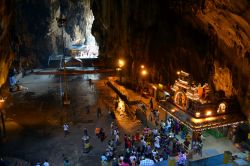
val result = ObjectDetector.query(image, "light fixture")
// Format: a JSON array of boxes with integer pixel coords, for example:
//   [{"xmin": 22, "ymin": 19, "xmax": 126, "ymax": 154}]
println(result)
[
  {"xmin": 118, "ymin": 59, "xmax": 125, "ymax": 68},
  {"xmin": 206, "ymin": 111, "xmax": 212, "ymax": 116},
  {"xmin": 158, "ymin": 84, "xmax": 163, "ymax": 89},
  {"xmin": 0, "ymin": 97, "xmax": 5, "ymax": 109},
  {"xmin": 195, "ymin": 112, "xmax": 200, "ymax": 117},
  {"xmin": 140, "ymin": 65, "xmax": 145, "ymax": 69},
  {"xmin": 141, "ymin": 69, "xmax": 147, "ymax": 76},
  {"xmin": 177, "ymin": 71, "xmax": 180, "ymax": 75},
  {"xmin": 171, "ymin": 109, "xmax": 175, "ymax": 113}
]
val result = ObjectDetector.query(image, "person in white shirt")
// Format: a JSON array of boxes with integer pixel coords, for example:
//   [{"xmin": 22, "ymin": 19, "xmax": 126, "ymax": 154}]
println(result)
[
  {"xmin": 152, "ymin": 149, "xmax": 158, "ymax": 158},
  {"xmin": 114, "ymin": 134, "xmax": 120, "ymax": 147},
  {"xmin": 160, "ymin": 120, "xmax": 166, "ymax": 130},
  {"xmin": 141, "ymin": 139, "xmax": 147, "ymax": 149},
  {"xmin": 139, "ymin": 155, "xmax": 154, "ymax": 166},
  {"xmin": 129, "ymin": 154, "xmax": 137, "ymax": 164},
  {"xmin": 43, "ymin": 160, "xmax": 49, "ymax": 166},
  {"xmin": 154, "ymin": 136, "xmax": 161, "ymax": 149},
  {"xmin": 166, "ymin": 119, "xmax": 171, "ymax": 133},
  {"xmin": 177, "ymin": 152, "xmax": 187, "ymax": 166},
  {"xmin": 63, "ymin": 123, "xmax": 69, "ymax": 137},
  {"xmin": 114, "ymin": 128, "xmax": 119, "ymax": 136},
  {"xmin": 152, "ymin": 128, "xmax": 158, "ymax": 137}
]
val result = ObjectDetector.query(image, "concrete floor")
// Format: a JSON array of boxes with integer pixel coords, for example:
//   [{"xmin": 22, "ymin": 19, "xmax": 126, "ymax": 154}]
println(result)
[
  {"xmin": 0, "ymin": 70, "xmax": 244, "ymax": 165},
  {"xmin": 0, "ymin": 72, "xmax": 142, "ymax": 165}
]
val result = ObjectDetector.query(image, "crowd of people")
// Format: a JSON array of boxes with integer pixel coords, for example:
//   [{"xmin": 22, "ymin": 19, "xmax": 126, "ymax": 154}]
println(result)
[
  {"xmin": 35, "ymin": 159, "xmax": 50, "ymax": 166},
  {"xmin": 35, "ymin": 157, "xmax": 70, "ymax": 166},
  {"xmin": 100, "ymin": 114, "xmax": 205, "ymax": 166}
]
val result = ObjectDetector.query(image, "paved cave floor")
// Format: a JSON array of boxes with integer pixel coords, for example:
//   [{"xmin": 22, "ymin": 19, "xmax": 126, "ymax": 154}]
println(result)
[{"xmin": 0, "ymin": 72, "xmax": 142, "ymax": 165}]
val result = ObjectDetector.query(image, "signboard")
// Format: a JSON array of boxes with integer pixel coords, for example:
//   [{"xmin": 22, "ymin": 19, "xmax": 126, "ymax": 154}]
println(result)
[
  {"xmin": 217, "ymin": 102, "xmax": 226, "ymax": 114},
  {"xmin": 174, "ymin": 90, "xmax": 188, "ymax": 110}
]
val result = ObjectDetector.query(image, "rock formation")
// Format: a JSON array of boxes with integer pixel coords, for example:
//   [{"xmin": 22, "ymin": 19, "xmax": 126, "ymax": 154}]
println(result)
[
  {"xmin": 0, "ymin": 0, "xmax": 15, "ymax": 88},
  {"xmin": 0, "ymin": 0, "xmax": 249, "ymax": 117},
  {"xmin": 8, "ymin": 0, "xmax": 95, "ymax": 68},
  {"xmin": 91, "ymin": 0, "xmax": 250, "ymax": 117}
]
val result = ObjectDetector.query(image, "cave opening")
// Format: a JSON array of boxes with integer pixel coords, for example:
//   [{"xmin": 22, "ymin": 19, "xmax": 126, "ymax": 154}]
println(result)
[
  {"xmin": 67, "ymin": 0, "xmax": 99, "ymax": 60},
  {"xmin": 47, "ymin": 0, "xmax": 99, "ymax": 69}
]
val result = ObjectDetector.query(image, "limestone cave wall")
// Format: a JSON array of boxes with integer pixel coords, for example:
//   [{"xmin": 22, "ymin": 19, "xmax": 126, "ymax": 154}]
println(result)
[
  {"xmin": 0, "ymin": 0, "xmax": 95, "ymax": 88},
  {"xmin": 12, "ymin": 0, "xmax": 94, "ymax": 67},
  {"xmin": 91, "ymin": 0, "xmax": 250, "ymax": 117},
  {"xmin": 0, "ymin": 0, "xmax": 15, "ymax": 88}
]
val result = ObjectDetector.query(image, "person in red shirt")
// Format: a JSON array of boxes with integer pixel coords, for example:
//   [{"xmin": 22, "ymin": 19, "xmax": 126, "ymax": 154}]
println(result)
[
  {"xmin": 184, "ymin": 138, "xmax": 190, "ymax": 151},
  {"xmin": 127, "ymin": 139, "xmax": 132, "ymax": 149}
]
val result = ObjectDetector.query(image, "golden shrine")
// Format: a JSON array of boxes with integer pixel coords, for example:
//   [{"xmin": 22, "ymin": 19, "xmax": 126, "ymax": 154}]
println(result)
[{"xmin": 159, "ymin": 70, "xmax": 246, "ymax": 131}]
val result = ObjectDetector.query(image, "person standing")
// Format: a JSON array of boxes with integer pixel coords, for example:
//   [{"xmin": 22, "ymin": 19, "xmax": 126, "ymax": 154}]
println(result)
[
  {"xmin": 177, "ymin": 152, "xmax": 187, "ymax": 166},
  {"xmin": 64, "ymin": 159, "xmax": 69, "ymax": 166},
  {"xmin": 63, "ymin": 123, "xmax": 69, "ymax": 137},
  {"xmin": 139, "ymin": 154, "xmax": 154, "ymax": 166},
  {"xmin": 184, "ymin": 138, "xmax": 190, "ymax": 152},
  {"xmin": 88, "ymin": 78, "xmax": 92, "ymax": 87},
  {"xmin": 86, "ymin": 105, "xmax": 90, "ymax": 114},
  {"xmin": 112, "ymin": 157, "xmax": 118, "ymax": 166},
  {"xmin": 124, "ymin": 134, "xmax": 128, "ymax": 149},
  {"xmin": 101, "ymin": 154, "xmax": 108, "ymax": 166},
  {"xmin": 129, "ymin": 153, "xmax": 137, "ymax": 164},
  {"xmin": 154, "ymin": 109, "xmax": 159, "ymax": 126},
  {"xmin": 114, "ymin": 133, "xmax": 120, "ymax": 147},
  {"xmin": 43, "ymin": 160, "xmax": 49, "ymax": 166},
  {"xmin": 110, "ymin": 122, "xmax": 115, "ymax": 136},
  {"xmin": 100, "ymin": 128, "xmax": 106, "ymax": 142},
  {"xmin": 160, "ymin": 120, "xmax": 166, "ymax": 131},
  {"xmin": 121, "ymin": 158, "xmax": 130, "ymax": 166},
  {"xmin": 113, "ymin": 128, "xmax": 119, "ymax": 137},
  {"xmin": 149, "ymin": 98, "xmax": 153, "ymax": 110},
  {"xmin": 149, "ymin": 109, "xmax": 154, "ymax": 122},
  {"xmin": 197, "ymin": 141, "xmax": 203, "ymax": 156},
  {"xmin": 84, "ymin": 128, "xmax": 88, "ymax": 136},
  {"xmin": 154, "ymin": 135, "xmax": 161, "ymax": 149},
  {"xmin": 97, "ymin": 107, "xmax": 102, "ymax": 118}
]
